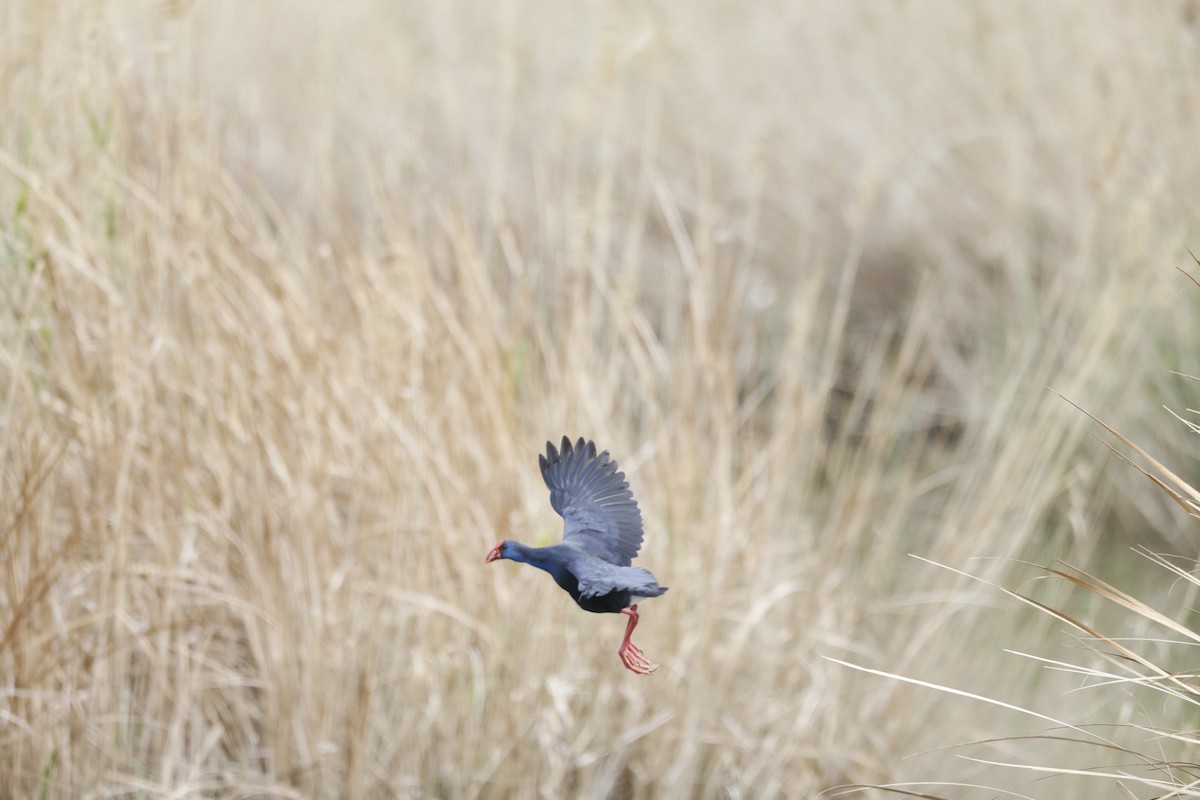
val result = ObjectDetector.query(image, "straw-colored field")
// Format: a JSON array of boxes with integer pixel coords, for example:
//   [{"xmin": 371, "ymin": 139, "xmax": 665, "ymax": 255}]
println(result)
[{"xmin": 5, "ymin": 1, "xmax": 1200, "ymax": 797}]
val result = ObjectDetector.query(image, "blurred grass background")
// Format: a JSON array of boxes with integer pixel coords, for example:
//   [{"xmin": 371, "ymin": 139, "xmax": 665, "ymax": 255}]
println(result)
[{"xmin": 4, "ymin": 1, "xmax": 1200, "ymax": 797}]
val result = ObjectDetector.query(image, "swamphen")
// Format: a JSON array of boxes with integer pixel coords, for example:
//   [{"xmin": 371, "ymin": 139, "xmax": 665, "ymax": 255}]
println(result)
[{"xmin": 486, "ymin": 436, "xmax": 668, "ymax": 674}]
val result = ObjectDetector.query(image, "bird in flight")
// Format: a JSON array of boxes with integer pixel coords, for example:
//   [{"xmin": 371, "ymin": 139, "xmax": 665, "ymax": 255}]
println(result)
[{"xmin": 486, "ymin": 436, "xmax": 667, "ymax": 674}]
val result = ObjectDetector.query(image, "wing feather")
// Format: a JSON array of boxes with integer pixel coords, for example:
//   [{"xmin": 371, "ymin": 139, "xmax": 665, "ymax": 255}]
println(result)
[
  {"xmin": 540, "ymin": 436, "xmax": 646, "ymax": 566},
  {"xmin": 576, "ymin": 564, "xmax": 666, "ymax": 599}
]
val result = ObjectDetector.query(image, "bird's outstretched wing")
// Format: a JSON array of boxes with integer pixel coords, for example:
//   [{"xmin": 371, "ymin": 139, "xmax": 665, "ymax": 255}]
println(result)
[{"xmin": 539, "ymin": 436, "xmax": 645, "ymax": 566}]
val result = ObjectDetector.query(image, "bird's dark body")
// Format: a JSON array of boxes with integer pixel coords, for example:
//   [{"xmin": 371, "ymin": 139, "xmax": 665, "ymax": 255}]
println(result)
[
  {"xmin": 550, "ymin": 566, "xmax": 633, "ymax": 614},
  {"xmin": 504, "ymin": 541, "xmax": 667, "ymax": 614},
  {"xmin": 577, "ymin": 591, "xmax": 635, "ymax": 615}
]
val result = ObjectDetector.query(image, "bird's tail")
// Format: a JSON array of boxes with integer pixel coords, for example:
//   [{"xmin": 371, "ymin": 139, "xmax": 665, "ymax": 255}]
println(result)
[{"xmin": 627, "ymin": 566, "xmax": 667, "ymax": 597}]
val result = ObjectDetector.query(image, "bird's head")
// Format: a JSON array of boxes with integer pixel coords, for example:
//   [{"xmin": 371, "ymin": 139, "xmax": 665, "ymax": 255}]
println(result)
[{"xmin": 485, "ymin": 539, "xmax": 510, "ymax": 563}]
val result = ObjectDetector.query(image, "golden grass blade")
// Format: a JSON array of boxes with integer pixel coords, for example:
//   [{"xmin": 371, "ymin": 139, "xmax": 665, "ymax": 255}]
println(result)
[
  {"xmin": 957, "ymin": 756, "xmax": 1200, "ymax": 797},
  {"xmin": 826, "ymin": 658, "xmax": 1117, "ymax": 747},
  {"xmin": 1051, "ymin": 391, "xmax": 1200, "ymax": 509},
  {"xmin": 823, "ymin": 785, "xmax": 990, "ymax": 800}
]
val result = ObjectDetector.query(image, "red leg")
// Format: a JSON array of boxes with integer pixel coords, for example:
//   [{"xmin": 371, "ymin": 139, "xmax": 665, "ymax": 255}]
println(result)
[{"xmin": 617, "ymin": 605, "xmax": 657, "ymax": 675}]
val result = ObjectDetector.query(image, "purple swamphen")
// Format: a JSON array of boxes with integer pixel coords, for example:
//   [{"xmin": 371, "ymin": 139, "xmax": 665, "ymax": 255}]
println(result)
[{"xmin": 486, "ymin": 436, "xmax": 668, "ymax": 674}]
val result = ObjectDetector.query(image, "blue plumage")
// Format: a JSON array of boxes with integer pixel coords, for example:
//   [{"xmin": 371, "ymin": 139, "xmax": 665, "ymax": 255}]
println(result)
[{"xmin": 486, "ymin": 437, "xmax": 667, "ymax": 673}]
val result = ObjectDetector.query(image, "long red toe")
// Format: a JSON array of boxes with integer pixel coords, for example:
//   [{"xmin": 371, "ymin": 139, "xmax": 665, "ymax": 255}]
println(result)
[{"xmin": 618, "ymin": 642, "xmax": 657, "ymax": 674}]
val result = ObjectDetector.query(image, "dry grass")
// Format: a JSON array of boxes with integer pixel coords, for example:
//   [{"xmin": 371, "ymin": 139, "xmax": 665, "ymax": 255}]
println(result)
[
  {"xmin": 2, "ymin": 1, "xmax": 1200, "ymax": 797},
  {"xmin": 835, "ymin": 396, "xmax": 1200, "ymax": 799}
]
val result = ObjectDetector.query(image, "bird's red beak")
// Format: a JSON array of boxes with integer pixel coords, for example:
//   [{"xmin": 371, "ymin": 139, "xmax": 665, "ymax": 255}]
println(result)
[{"xmin": 485, "ymin": 540, "xmax": 504, "ymax": 563}]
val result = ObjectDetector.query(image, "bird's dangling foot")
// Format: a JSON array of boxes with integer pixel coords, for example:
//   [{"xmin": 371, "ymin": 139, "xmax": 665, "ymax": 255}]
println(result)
[
  {"xmin": 619, "ymin": 640, "xmax": 656, "ymax": 674},
  {"xmin": 618, "ymin": 605, "xmax": 657, "ymax": 675}
]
